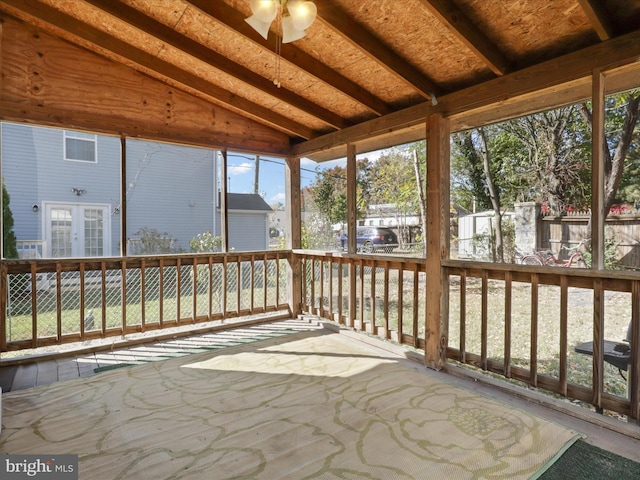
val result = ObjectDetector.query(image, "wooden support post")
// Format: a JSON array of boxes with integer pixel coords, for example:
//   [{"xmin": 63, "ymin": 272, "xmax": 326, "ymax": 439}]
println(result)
[
  {"xmin": 425, "ymin": 114, "xmax": 450, "ymax": 369},
  {"xmin": 220, "ymin": 150, "xmax": 229, "ymax": 253},
  {"xmin": 285, "ymin": 156, "xmax": 302, "ymax": 317},
  {"xmin": 346, "ymin": 144, "xmax": 357, "ymax": 255},
  {"xmin": 591, "ymin": 69, "xmax": 606, "ymax": 411},
  {"xmin": 120, "ymin": 136, "xmax": 127, "ymax": 256},
  {"xmin": 591, "ymin": 69, "xmax": 605, "ymax": 269},
  {"xmin": 346, "ymin": 144, "xmax": 357, "ymax": 327}
]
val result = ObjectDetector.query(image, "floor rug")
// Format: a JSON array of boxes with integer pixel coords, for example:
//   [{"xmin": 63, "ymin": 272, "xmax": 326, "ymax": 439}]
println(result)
[
  {"xmin": 0, "ymin": 329, "xmax": 580, "ymax": 479},
  {"xmin": 537, "ymin": 439, "xmax": 640, "ymax": 479}
]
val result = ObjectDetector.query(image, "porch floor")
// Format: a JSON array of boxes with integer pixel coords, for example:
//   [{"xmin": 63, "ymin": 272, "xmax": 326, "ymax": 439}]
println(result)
[
  {"xmin": 1, "ymin": 317, "xmax": 640, "ymax": 477},
  {"xmin": 0, "ymin": 318, "xmax": 323, "ymax": 392}
]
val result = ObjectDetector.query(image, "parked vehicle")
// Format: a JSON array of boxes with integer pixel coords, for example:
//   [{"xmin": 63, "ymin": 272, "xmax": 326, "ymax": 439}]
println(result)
[
  {"xmin": 337, "ymin": 227, "xmax": 399, "ymax": 253},
  {"xmin": 356, "ymin": 227, "xmax": 398, "ymax": 253}
]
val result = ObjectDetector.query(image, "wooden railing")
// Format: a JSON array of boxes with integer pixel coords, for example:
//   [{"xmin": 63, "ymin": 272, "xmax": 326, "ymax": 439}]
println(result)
[
  {"xmin": 0, "ymin": 251, "xmax": 291, "ymax": 352},
  {"xmin": 444, "ymin": 259, "xmax": 640, "ymax": 422},
  {"xmin": 297, "ymin": 250, "xmax": 640, "ymax": 422},
  {"xmin": 297, "ymin": 251, "xmax": 427, "ymax": 350},
  {"xmin": 4, "ymin": 246, "xmax": 639, "ymax": 422}
]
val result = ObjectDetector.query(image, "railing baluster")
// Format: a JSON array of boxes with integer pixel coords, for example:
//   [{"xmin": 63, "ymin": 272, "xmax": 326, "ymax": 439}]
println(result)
[
  {"xmin": 141, "ymin": 260, "xmax": 147, "ymax": 330},
  {"xmin": 222, "ymin": 256, "xmax": 228, "ymax": 318},
  {"xmin": 55, "ymin": 264, "xmax": 62, "ymax": 346},
  {"xmin": 530, "ymin": 272, "xmax": 539, "ymax": 388},
  {"xmin": 328, "ymin": 257, "xmax": 334, "ymax": 320},
  {"xmin": 371, "ymin": 261, "xmax": 376, "ymax": 334},
  {"xmin": 359, "ymin": 258, "xmax": 365, "ymax": 330},
  {"xmin": 208, "ymin": 256, "xmax": 213, "ymax": 320},
  {"xmin": 348, "ymin": 260, "xmax": 356, "ymax": 328},
  {"xmin": 0, "ymin": 264, "xmax": 7, "ymax": 351},
  {"xmin": 263, "ymin": 254, "xmax": 268, "ymax": 311},
  {"xmin": 80, "ymin": 262, "xmax": 86, "ymax": 339},
  {"xmin": 122, "ymin": 260, "xmax": 127, "ymax": 333},
  {"xmin": 159, "ymin": 258, "xmax": 164, "ymax": 328},
  {"xmin": 275, "ymin": 253, "xmax": 281, "ymax": 308},
  {"xmin": 337, "ymin": 259, "xmax": 344, "ymax": 324},
  {"xmin": 33, "ymin": 263, "xmax": 40, "ymax": 347},
  {"xmin": 460, "ymin": 270, "xmax": 466, "ymax": 365},
  {"xmin": 559, "ymin": 275, "xmax": 568, "ymax": 396},
  {"xmin": 481, "ymin": 270, "xmax": 488, "ymax": 370},
  {"xmin": 310, "ymin": 259, "xmax": 316, "ymax": 314},
  {"xmin": 593, "ymin": 278, "xmax": 604, "ymax": 411},
  {"xmin": 413, "ymin": 267, "xmax": 419, "ymax": 348},
  {"xmin": 631, "ymin": 280, "xmax": 640, "ymax": 423},
  {"xmin": 319, "ymin": 258, "xmax": 325, "ymax": 317},
  {"xmin": 384, "ymin": 264, "xmax": 390, "ymax": 339},
  {"xmin": 504, "ymin": 271, "xmax": 512, "ymax": 378},
  {"xmin": 397, "ymin": 265, "xmax": 404, "ymax": 343},
  {"xmin": 176, "ymin": 257, "xmax": 183, "ymax": 323},
  {"xmin": 250, "ymin": 254, "xmax": 255, "ymax": 313},
  {"xmin": 236, "ymin": 258, "xmax": 241, "ymax": 315},
  {"xmin": 101, "ymin": 262, "xmax": 107, "ymax": 333},
  {"xmin": 192, "ymin": 257, "xmax": 198, "ymax": 322}
]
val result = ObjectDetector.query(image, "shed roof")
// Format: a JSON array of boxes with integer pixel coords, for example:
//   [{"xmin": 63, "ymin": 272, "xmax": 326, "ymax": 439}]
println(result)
[
  {"xmin": 227, "ymin": 193, "xmax": 273, "ymax": 212},
  {"xmin": 0, "ymin": 0, "xmax": 639, "ymax": 160}
]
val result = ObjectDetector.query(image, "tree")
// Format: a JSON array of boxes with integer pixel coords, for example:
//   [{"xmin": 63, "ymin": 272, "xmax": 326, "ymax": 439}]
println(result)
[
  {"xmin": 311, "ymin": 165, "xmax": 349, "ymax": 227},
  {"xmin": 505, "ymin": 106, "xmax": 590, "ymax": 213},
  {"xmin": 580, "ymin": 89, "xmax": 640, "ymax": 216},
  {"xmin": 2, "ymin": 179, "xmax": 18, "ymax": 259},
  {"xmin": 308, "ymin": 159, "xmax": 373, "ymax": 227},
  {"xmin": 452, "ymin": 127, "xmax": 510, "ymax": 262},
  {"xmin": 368, "ymin": 147, "xmax": 421, "ymax": 248}
]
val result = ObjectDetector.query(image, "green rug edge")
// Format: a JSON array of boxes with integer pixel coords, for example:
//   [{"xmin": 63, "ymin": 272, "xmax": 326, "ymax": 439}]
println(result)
[{"xmin": 535, "ymin": 438, "xmax": 640, "ymax": 480}]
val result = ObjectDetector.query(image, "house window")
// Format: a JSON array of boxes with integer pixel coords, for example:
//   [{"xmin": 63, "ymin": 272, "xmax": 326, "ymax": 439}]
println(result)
[{"xmin": 64, "ymin": 130, "xmax": 97, "ymax": 163}]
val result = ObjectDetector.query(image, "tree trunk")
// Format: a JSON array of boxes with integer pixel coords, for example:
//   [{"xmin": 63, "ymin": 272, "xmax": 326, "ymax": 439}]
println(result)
[
  {"xmin": 413, "ymin": 150, "xmax": 428, "ymax": 255},
  {"xmin": 478, "ymin": 128, "xmax": 504, "ymax": 262}
]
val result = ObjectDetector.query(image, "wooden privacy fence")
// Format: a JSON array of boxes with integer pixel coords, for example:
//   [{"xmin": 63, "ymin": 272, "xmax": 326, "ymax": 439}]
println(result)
[
  {"xmin": 542, "ymin": 213, "xmax": 640, "ymax": 268},
  {"xmin": 458, "ymin": 205, "xmax": 640, "ymax": 269},
  {"xmin": 0, "ymin": 251, "xmax": 290, "ymax": 351}
]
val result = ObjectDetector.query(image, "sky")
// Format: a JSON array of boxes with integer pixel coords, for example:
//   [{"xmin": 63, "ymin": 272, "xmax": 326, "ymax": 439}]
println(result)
[
  {"xmin": 225, "ymin": 153, "xmax": 345, "ymax": 208},
  {"xmin": 225, "ymin": 152, "xmax": 382, "ymax": 208}
]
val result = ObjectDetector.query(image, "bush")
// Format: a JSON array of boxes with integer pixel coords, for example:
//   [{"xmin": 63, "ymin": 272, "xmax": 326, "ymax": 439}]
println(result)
[
  {"xmin": 3, "ymin": 179, "xmax": 18, "ymax": 258},
  {"xmin": 128, "ymin": 227, "xmax": 182, "ymax": 255},
  {"xmin": 581, "ymin": 232, "xmax": 620, "ymax": 269},
  {"xmin": 190, "ymin": 231, "xmax": 222, "ymax": 253}
]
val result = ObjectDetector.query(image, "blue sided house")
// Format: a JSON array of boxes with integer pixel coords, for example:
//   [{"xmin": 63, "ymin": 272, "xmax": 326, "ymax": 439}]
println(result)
[{"xmin": 1, "ymin": 123, "xmax": 272, "ymax": 258}]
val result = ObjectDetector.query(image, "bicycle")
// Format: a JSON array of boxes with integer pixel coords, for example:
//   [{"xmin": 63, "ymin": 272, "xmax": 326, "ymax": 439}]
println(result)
[{"xmin": 520, "ymin": 240, "xmax": 588, "ymax": 268}]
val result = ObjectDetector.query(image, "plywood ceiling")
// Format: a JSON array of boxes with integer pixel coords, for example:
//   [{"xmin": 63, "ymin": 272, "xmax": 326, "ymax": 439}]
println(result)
[{"xmin": 0, "ymin": 0, "xmax": 639, "ymax": 157}]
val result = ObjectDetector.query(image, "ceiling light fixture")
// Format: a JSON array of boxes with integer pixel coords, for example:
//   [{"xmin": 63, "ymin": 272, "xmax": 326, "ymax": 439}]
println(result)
[
  {"xmin": 245, "ymin": 0, "xmax": 317, "ymax": 87},
  {"xmin": 246, "ymin": 0, "xmax": 317, "ymax": 43}
]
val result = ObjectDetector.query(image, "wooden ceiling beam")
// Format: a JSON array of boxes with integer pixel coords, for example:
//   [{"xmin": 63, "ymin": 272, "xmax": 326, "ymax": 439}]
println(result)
[
  {"xmin": 294, "ymin": 29, "xmax": 640, "ymax": 158},
  {"xmin": 83, "ymin": 0, "xmax": 348, "ymax": 130},
  {"xmin": 0, "ymin": 0, "xmax": 314, "ymax": 139},
  {"xmin": 417, "ymin": 0, "xmax": 511, "ymax": 76},
  {"xmin": 577, "ymin": 0, "xmax": 615, "ymax": 41},
  {"xmin": 186, "ymin": 0, "xmax": 392, "ymax": 117},
  {"xmin": 317, "ymin": 0, "xmax": 441, "ymax": 100}
]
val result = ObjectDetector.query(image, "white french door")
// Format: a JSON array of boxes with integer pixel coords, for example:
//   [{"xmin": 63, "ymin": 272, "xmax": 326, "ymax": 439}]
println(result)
[{"xmin": 44, "ymin": 203, "xmax": 111, "ymax": 258}]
